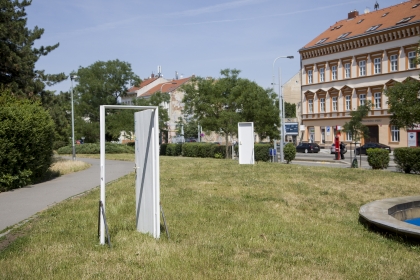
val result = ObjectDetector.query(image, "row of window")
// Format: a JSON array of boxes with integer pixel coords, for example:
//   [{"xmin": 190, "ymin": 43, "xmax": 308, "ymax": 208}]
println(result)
[
  {"xmin": 306, "ymin": 51, "xmax": 417, "ymax": 84},
  {"xmin": 307, "ymin": 93, "xmax": 382, "ymax": 113},
  {"xmin": 344, "ymin": 126, "xmax": 400, "ymax": 142}
]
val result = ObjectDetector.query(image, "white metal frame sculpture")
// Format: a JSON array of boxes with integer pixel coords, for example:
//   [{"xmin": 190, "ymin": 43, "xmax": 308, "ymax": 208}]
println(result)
[{"xmin": 99, "ymin": 105, "xmax": 160, "ymax": 245}]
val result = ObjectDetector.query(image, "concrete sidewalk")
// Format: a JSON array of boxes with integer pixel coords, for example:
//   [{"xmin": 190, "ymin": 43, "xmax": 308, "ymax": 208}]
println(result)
[{"xmin": 0, "ymin": 157, "xmax": 135, "ymax": 233}]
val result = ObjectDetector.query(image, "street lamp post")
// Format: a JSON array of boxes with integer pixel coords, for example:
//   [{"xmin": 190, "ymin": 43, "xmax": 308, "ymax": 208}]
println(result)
[
  {"xmin": 70, "ymin": 75, "xmax": 78, "ymax": 161},
  {"xmin": 272, "ymin": 56, "xmax": 294, "ymax": 163},
  {"xmin": 160, "ymin": 82, "xmax": 177, "ymax": 142}
]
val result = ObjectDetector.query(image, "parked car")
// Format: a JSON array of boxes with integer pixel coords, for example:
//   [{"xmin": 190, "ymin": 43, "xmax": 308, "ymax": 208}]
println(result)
[
  {"xmin": 296, "ymin": 143, "xmax": 320, "ymax": 153},
  {"xmin": 330, "ymin": 143, "xmax": 347, "ymax": 154},
  {"xmin": 354, "ymin": 142, "xmax": 391, "ymax": 155}
]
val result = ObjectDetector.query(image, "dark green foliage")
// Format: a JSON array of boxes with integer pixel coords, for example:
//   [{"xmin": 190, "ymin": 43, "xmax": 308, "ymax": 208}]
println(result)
[
  {"xmin": 0, "ymin": 93, "xmax": 55, "ymax": 191},
  {"xmin": 182, "ymin": 143, "xmax": 221, "ymax": 158},
  {"xmin": 393, "ymin": 148, "xmax": 420, "ymax": 174},
  {"xmin": 165, "ymin": 144, "xmax": 183, "ymax": 156},
  {"xmin": 0, "ymin": 0, "xmax": 66, "ymax": 97},
  {"xmin": 343, "ymin": 102, "xmax": 371, "ymax": 143},
  {"xmin": 285, "ymin": 102, "xmax": 296, "ymax": 118},
  {"xmin": 254, "ymin": 144, "xmax": 270, "ymax": 162},
  {"xmin": 160, "ymin": 144, "xmax": 168, "ymax": 156},
  {"xmin": 56, "ymin": 143, "xmax": 134, "ymax": 154},
  {"xmin": 385, "ymin": 79, "xmax": 420, "ymax": 129},
  {"xmin": 53, "ymin": 140, "xmax": 68, "ymax": 150},
  {"xmin": 366, "ymin": 148, "xmax": 390, "ymax": 170},
  {"xmin": 40, "ymin": 91, "xmax": 71, "ymax": 143},
  {"xmin": 284, "ymin": 143, "xmax": 296, "ymax": 164}
]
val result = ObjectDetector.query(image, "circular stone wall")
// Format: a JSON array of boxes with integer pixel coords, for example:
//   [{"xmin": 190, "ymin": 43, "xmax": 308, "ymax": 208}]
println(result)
[{"xmin": 359, "ymin": 195, "xmax": 420, "ymax": 239}]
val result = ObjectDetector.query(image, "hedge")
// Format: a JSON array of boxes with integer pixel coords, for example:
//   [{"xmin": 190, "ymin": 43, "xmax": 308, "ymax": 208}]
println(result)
[
  {"xmin": 0, "ymin": 93, "xmax": 55, "ymax": 191},
  {"xmin": 393, "ymin": 147, "xmax": 420, "ymax": 174},
  {"xmin": 57, "ymin": 143, "xmax": 134, "ymax": 154}
]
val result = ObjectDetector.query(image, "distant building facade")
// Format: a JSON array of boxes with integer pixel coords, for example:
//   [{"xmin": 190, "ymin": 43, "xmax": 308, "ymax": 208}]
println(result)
[{"xmin": 299, "ymin": 0, "xmax": 420, "ymax": 148}]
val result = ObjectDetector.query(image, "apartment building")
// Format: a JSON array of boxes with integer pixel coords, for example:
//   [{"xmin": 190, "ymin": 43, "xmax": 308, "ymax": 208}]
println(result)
[{"xmin": 299, "ymin": 0, "xmax": 420, "ymax": 148}]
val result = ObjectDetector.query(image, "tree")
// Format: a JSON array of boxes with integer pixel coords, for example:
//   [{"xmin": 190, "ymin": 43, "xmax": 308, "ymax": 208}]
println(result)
[
  {"xmin": 0, "ymin": 0, "xmax": 66, "ymax": 97},
  {"xmin": 342, "ymin": 101, "xmax": 371, "ymax": 144},
  {"xmin": 183, "ymin": 69, "xmax": 280, "ymax": 158},
  {"xmin": 285, "ymin": 102, "xmax": 296, "ymax": 118},
  {"xmin": 105, "ymin": 92, "xmax": 170, "ymax": 141},
  {"xmin": 175, "ymin": 117, "xmax": 199, "ymax": 139},
  {"xmin": 385, "ymin": 79, "xmax": 420, "ymax": 129},
  {"xmin": 235, "ymin": 80, "xmax": 280, "ymax": 140},
  {"xmin": 72, "ymin": 60, "xmax": 141, "ymax": 142},
  {"xmin": 183, "ymin": 69, "xmax": 242, "ymax": 158}
]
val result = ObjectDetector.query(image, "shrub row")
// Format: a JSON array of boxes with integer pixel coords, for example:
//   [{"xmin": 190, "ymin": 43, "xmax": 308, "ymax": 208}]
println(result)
[
  {"xmin": 367, "ymin": 148, "xmax": 390, "ymax": 170},
  {"xmin": 0, "ymin": 93, "xmax": 55, "ymax": 191},
  {"xmin": 57, "ymin": 143, "xmax": 135, "ymax": 154},
  {"xmin": 160, "ymin": 143, "xmax": 272, "ymax": 162},
  {"xmin": 393, "ymin": 147, "xmax": 420, "ymax": 174}
]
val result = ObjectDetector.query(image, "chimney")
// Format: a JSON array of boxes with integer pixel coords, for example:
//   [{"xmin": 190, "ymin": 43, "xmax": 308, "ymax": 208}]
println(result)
[{"xmin": 348, "ymin": 10, "xmax": 359, "ymax": 19}]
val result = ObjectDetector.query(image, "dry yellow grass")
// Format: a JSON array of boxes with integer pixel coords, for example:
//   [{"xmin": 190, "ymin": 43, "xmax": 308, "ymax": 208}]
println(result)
[{"xmin": 49, "ymin": 157, "xmax": 91, "ymax": 175}]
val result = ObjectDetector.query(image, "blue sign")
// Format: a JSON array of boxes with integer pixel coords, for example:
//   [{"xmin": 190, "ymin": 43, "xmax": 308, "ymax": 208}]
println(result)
[
  {"xmin": 269, "ymin": 148, "xmax": 277, "ymax": 156},
  {"xmin": 285, "ymin": 123, "xmax": 299, "ymax": 135}
]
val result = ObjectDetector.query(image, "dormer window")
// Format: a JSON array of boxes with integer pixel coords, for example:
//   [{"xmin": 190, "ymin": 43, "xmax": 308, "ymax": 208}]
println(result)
[
  {"xmin": 396, "ymin": 16, "xmax": 415, "ymax": 24},
  {"xmin": 316, "ymin": 38, "xmax": 328, "ymax": 44},
  {"xmin": 382, "ymin": 12, "xmax": 389, "ymax": 17},
  {"xmin": 366, "ymin": 24, "xmax": 382, "ymax": 32},
  {"xmin": 337, "ymin": 32, "xmax": 351, "ymax": 39},
  {"xmin": 357, "ymin": 19, "xmax": 364, "ymax": 24},
  {"xmin": 413, "ymin": 4, "xmax": 420, "ymax": 8},
  {"xmin": 330, "ymin": 25, "xmax": 343, "ymax": 31}
]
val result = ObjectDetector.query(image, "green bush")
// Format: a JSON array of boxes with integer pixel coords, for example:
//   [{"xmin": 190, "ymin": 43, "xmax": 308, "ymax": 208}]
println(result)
[
  {"xmin": 53, "ymin": 140, "xmax": 68, "ymax": 150},
  {"xmin": 166, "ymin": 144, "xmax": 183, "ymax": 156},
  {"xmin": 0, "ymin": 93, "xmax": 55, "ymax": 191},
  {"xmin": 160, "ymin": 144, "xmax": 167, "ymax": 156},
  {"xmin": 284, "ymin": 143, "xmax": 296, "ymax": 164},
  {"xmin": 393, "ymin": 147, "xmax": 420, "ymax": 174},
  {"xmin": 254, "ymin": 144, "xmax": 270, "ymax": 162},
  {"xmin": 367, "ymin": 148, "xmax": 390, "ymax": 170},
  {"xmin": 57, "ymin": 143, "xmax": 134, "ymax": 154},
  {"xmin": 182, "ymin": 143, "xmax": 222, "ymax": 158}
]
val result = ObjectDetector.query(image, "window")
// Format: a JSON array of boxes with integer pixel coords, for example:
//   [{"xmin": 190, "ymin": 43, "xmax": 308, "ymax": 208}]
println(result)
[
  {"xmin": 320, "ymin": 98, "xmax": 325, "ymax": 112},
  {"xmin": 345, "ymin": 95, "xmax": 351, "ymax": 111},
  {"xmin": 396, "ymin": 16, "xmax": 414, "ymax": 24},
  {"xmin": 337, "ymin": 32, "xmax": 351, "ymax": 39},
  {"xmin": 390, "ymin": 54, "xmax": 398, "ymax": 71},
  {"xmin": 346, "ymin": 131, "xmax": 353, "ymax": 141},
  {"xmin": 374, "ymin": 92, "xmax": 381, "ymax": 109},
  {"xmin": 344, "ymin": 63, "xmax": 351, "ymax": 78},
  {"xmin": 357, "ymin": 19, "xmax": 364, "ymax": 24},
  {"xmin": 391, "ymin": 126, "xmax": 400, "ymax": 142},
  {"xmin": 359, "ymin": 60, "xmax": 366, "ymax": 76},
  {"xmin": 374, "ymin": 58, "xmax": 381, "ymax": 74},
  {"xmin": 316, "ymin": 38, "xmax": 328, "ymax": 44},
  {"xmin": 332, "ymin": 65, "xmax": 337, "ymax": 80},
  {"xmin": 408, "ymin": 51, "xmax": 417, "ymax": 69},
  {"xmin": 308, "ymin": 99, "xmax": 313, "ymax": 113},
  {"xmin": 366, "ymin": 24, "xmax": 382, "ymax": 32},
  {"xmin": 308, "ymin": 70, "xmax": 313, "ymax": 84},
  {"xmin": 319, "ymin": 68, "xmax": 325, "ymax": 82},
  {"xmin": 332, "ymin": 97, "xmax": 337, "ymax": 111},
  {"xmin": 359, "ymin": 94, "xmax": 366, "ymax": 106},
  {"xmin": 382, "ymin": 12, "xmax": 389, "ymax": 17}
]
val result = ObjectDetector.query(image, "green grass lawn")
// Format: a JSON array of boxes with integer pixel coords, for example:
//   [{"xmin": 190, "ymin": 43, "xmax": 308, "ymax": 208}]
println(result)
[{"xmin": 1, "ymin": 156, "xmax": 420, "ymax": 279}]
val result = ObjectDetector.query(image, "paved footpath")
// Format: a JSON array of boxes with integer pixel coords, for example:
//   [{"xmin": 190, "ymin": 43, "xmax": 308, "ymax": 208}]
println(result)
[{"xmin": 0, "ymin": 157, "xmax": 134, "ymax": 233}]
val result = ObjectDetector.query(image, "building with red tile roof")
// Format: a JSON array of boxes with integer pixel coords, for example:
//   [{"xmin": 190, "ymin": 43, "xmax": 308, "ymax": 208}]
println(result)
[{"xmin": 299, "ymin": 0, "xmax": 420, "ymax": 149}]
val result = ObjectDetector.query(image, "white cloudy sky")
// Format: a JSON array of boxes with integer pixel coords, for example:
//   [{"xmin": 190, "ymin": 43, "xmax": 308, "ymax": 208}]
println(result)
[{"xmin": 27, "ymin": 0, "xmax": 401, "ymax": 94}]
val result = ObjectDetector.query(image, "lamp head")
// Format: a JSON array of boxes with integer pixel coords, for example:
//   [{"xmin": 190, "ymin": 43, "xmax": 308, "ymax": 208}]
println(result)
[
  {"xmin": 287, "ymin": 56, "xmax": 294, "ymax": 59},
  {"xmin": 70, "ymin": 75, "xmax": 78, "ymax": 81}
]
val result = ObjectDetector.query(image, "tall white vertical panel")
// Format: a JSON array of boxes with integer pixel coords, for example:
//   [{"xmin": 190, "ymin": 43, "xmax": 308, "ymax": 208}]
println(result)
[
  {"xmin": 135, "ymin": 110, "xmax": 160, "ymax": 238},
  {"xmin": 238, "ymin": 122, "xmax": 255, "ymax": 164}
]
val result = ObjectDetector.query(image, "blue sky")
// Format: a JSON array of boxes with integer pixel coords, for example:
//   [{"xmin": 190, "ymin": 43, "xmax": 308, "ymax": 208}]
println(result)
[{"xmin": 27, "ymin": 0, "xmax": 401, "ymax": 94}]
